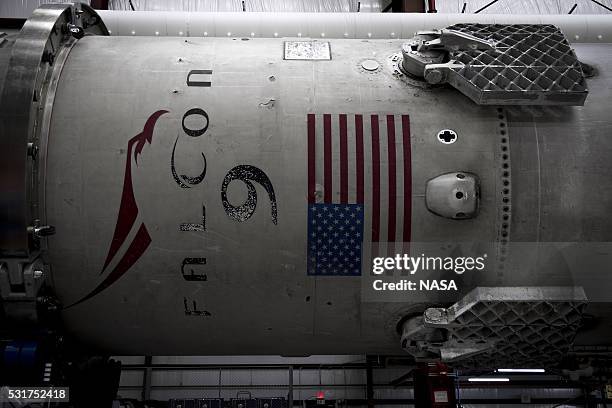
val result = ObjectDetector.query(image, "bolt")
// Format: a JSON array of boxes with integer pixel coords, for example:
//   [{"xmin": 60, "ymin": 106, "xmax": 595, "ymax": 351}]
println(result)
[
  {"xmin": 425, "ymin": 308, "xmax": 444, "ymax": 322},
  {"xmin": 29, "ymin": 225, "xmax": 56, "ymax": 238},
  {"xmin": 67, "ymin": 23, "xmax": 85, "ymax": 39},
  {"xmin": 42, "ymin": 50, "xmax": 55, "ymax": 66},
  {"xmin": 27, "ymin": 142, "xmax": 38, "ymax": 159},
  {"xmin": 425, "ymin": 69, "xmax": 444, "ymax": 84}
]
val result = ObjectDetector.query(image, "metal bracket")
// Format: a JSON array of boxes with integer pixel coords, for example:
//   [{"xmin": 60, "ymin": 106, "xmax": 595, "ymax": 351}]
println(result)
[
  {"xmin": 401, "ymin": 29, "xmax": 494, "ymax": 79},
  {"xmin": 401, "ymin": 287, "xmax": 588, "ymax": 366},
  {"xmin": 401, "ymin": 24, "xmax": 588, "ymax": 106},
  {"xmin": 425, "ymin": 172, "xmax": 480, "ymax": 220},
  {"xmin": 0, "ymin": 258, "xmax": 46, "ymax": 322}
]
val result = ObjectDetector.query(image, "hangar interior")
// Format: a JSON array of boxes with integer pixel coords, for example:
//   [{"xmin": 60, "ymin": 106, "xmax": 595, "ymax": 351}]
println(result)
[
  {"xmin": 108, "ymin": 354, "xmax": 612, "ymax": 407},
  {"xmin": 2, "ymin": 0, "xmax": 612, "ymax": 407}
]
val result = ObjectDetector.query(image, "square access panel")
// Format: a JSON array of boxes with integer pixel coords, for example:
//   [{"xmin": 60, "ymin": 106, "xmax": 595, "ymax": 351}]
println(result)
[{"xmin": 284, "ymin": 41, "xmax": 331, "ymax": 60}]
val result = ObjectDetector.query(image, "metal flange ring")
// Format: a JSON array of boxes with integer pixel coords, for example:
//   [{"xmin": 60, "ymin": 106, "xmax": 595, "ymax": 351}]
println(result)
[{"xmin": 0, "ymin": 3, "xmax": 108, "ymax": 257}]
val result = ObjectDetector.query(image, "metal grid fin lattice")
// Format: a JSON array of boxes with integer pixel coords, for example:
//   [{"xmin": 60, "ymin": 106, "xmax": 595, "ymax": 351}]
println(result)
[
  {"xmin": 447, "ymin": 298, "xmax": 587, "ymax": 367},
  {"xmin": 443, "ymin": 23, "xmax": 588, "ymax": 105}
]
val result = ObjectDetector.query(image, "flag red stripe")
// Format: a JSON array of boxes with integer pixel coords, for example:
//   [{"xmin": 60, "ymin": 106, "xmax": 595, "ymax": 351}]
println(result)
[
  {"xmin": 307, "ymin": 114, "xmax": 316, "ymax": 204},
  {"xmin": 387, "ymin": 115, "xmax": 397, "ymax": 243},
  {"xmin": 371, "ymin": 115, "xmax": 380, "ymax": 243},
  {"xmin": 355, "ymin": 115, "xmax": 364, "ymax": 204},
  {"xmin": 339, "ymin": 114, "xmax": 348, "ymax": 204},
  {"xmin": 402, "ymin": 115, "xmax": 412, "ymax": 243},
  {"xmin": 309, "ymin": 113, "xmax": 410, "ymax": 245},
  {"xmin": 323, "ymin": 114, "xmax": 332, "ymax": 203}
]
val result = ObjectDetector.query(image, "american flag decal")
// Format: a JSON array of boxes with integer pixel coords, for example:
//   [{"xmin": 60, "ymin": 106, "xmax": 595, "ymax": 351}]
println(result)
[{"xmin": 307, "ymin": 113, "xmax": 412, "ymax": 276}]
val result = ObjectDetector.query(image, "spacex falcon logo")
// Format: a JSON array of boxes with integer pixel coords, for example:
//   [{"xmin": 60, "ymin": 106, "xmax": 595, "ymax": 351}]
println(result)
[
  {"xmin": 65, "ymin": 97, "xmax": 276, "ymax": 308},
  {"xmin": 66, "ymin": 110, "xmax": 168, "ymax": 308}
]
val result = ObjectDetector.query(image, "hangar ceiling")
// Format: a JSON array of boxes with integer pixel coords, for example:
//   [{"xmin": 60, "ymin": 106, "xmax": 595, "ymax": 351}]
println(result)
[
  {"xmin": 94, "ymin": 0, "xmax": 612, "ymax": 13},
  {"xmin": 2, "ymin": 0, "xmax": 612, "ymax": 17}
]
